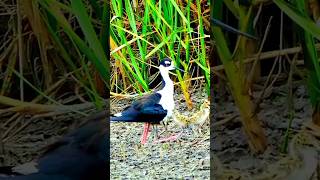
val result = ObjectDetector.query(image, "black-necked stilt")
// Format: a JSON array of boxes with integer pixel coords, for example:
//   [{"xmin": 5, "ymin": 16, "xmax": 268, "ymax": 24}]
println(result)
[
  {"xmin": 111, "ymin": 58, "xmax": 178, "ymax": 144},
  {"xmin": 0, "ymin": 111, "xmax": 108, "ymax": 180}
]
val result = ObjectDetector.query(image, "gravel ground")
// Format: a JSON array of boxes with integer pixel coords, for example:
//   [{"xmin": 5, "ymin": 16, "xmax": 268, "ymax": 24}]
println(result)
[{"xmin": 110, "ymin": 88, "xmax": 210, "ymax": 179}]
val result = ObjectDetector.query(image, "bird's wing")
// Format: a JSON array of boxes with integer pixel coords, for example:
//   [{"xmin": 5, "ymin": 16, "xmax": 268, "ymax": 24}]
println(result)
[
  {"xmin": 138, "ymin": 104, "xmax": 167, "ymax": 115},
  {"xmin": 111, "ymin": 93, "xmax": 168, "ymax": 122},
  {"xmin": 132, "ymin": 93, "xmax": 160, "ymax": 108},
  {"xmin": 37, "ymin": 120, "xmax": 106, "ymax": 178},
  {"xmin": 132, "ymin": 93, "xmax": 168, "ymax": 115},
  {"xmin": 0, "ymin": 113, "xmax": 107, "ymax": 180},
  {"xmin": 118, "ymin": 93, "xmax": 165, "ymax": 114}
]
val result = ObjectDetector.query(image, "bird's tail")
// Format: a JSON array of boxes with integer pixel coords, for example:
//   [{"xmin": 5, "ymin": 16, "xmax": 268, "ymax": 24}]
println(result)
[{"xmin": 110, "ymin": 114, "xmax": 136, "ymax": 122}]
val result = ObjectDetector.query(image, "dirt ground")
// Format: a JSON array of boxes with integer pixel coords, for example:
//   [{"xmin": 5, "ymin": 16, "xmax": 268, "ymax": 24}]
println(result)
[
  {"xmin": 110, "ymin": 87, "xmax": 210, "ymax": 179},
  {"xmin": 212, "ymin": 81, "xmax": 320, "ymax": 179}
]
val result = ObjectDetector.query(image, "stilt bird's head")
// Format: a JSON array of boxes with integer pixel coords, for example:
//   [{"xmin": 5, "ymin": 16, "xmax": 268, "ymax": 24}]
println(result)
[{"xmin": 159, "ymin": 58, "xmax": 175, "ymax": 71}]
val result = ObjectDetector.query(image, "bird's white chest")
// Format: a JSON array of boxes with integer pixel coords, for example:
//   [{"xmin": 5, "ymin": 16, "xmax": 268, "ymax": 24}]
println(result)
[
  {"xmin": 157, "ymin": 85, "xmax": 174, "ymax": 117},
  {"xmin": 158, "ymin": 94, "xmax": 174, "ymax": 116}
]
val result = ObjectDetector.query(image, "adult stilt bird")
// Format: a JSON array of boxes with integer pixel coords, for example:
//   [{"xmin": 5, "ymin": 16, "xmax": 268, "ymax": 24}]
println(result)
[
  {"xmin": 111, "ymin": 58, "xmax": 179, "ymax": 144},
  {"xmin": 0, "ymin": 111, "xmax": 108, "ymax": 180}
]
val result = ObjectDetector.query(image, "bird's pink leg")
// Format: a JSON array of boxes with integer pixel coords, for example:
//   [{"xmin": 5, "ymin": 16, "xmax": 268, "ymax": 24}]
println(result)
[{"xmin": 141, "ymin": 123, "xmax": 151, "ymax": 144}]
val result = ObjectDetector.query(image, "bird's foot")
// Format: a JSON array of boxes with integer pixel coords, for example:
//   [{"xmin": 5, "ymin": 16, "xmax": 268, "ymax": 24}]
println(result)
[{"xmin": 153, "ymin": 131, "xmax": 183, "ymax": 144}]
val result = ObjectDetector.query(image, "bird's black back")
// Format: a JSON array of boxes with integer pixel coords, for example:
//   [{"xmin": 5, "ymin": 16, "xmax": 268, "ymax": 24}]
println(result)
[{"xmin": 111, "ymin": 93, "xmax": 167, "ymax": 123}]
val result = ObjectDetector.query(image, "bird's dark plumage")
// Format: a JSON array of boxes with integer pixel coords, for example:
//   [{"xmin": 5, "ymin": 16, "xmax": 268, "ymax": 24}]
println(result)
[
  {"xmin": 0, "ymin": 111, "xmax": 108, "ymax": 180},
  {"xmin": 111, "ymin": 93, "xmax": 167, "ymax": 124}
]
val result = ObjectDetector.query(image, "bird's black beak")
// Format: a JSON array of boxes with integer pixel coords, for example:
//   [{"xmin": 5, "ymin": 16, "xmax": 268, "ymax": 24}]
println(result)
[
  {"xmin": 211, "ymin": 18, "xmax": 258, "ymax": 40},
  {"xmin": 174, "ymin": 66, "xmax": 185, "ymax": 73}
]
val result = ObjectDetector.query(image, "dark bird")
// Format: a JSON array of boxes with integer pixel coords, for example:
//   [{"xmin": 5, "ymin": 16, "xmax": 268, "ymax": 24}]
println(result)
[
  {"xmin": 0, "ymin": 111, "xmax": 108, "ymax": 180},
  {"xmin": 111, "ymin": 58, "xmax": 179, "ymax": 144}
]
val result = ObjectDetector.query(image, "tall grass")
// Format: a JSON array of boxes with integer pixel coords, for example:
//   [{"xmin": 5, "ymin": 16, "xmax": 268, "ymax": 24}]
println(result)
[
  {"xmin": 110, "ymin": 0, "xmax": 210, "ymax": 107},
  {"xmin": 37, "ymin": 0, "xmax": 109, "ymax": 109},
  {"xmin": 0, "ymin": 0, "xmax": 109, "ymax": 110}
]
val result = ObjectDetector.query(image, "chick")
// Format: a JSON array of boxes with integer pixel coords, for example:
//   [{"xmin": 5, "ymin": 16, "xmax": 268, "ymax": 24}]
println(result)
[
  {"xmin": 192, "ymin": 100, "xmax": 210, "ymax": 125},
  {"xmin": 172, "ymin": 100, "xmax": 210, "ymax": 127}
]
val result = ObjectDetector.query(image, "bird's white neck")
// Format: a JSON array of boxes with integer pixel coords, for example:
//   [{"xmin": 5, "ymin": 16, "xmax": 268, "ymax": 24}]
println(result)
[
  {"xmin": 157, "ymin": 67, "xmax": 174, "ymax": 116},
  {"xmin": 159, "ymin": 67, "xmax": 174, "ymax": 92}
]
